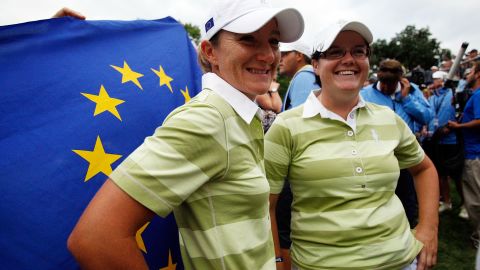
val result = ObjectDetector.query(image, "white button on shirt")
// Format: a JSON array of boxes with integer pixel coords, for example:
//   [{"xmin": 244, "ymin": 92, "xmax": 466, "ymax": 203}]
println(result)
[
  {"xmin": 355, "ymin": 167, "xmax": 363, "ymax": 173},
  {"xmin": 347, "ymin": 130, "xmax": 354, "ymax": 137}
]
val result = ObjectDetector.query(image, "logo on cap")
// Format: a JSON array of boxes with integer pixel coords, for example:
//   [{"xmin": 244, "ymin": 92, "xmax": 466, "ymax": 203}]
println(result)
[{"xmin": 205, "ymin": 18, "xmax": 214, "ymax": 33}]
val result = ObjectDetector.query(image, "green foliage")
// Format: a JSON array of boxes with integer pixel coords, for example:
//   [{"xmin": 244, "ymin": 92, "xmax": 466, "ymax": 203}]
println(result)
[
  {"xmin": 183, "ymin": 23, "xmax": 201, "ymax": 45},
  {"xmin": 370, "ymin": 25, "xmax": 451, "ymax": 71},
  {"xmin": 276, "ymin": 74, "xmax": 291, "ymax": 100},
  {"xmin": 436, "ymin": 181, "xmax": 477, "ymax": 269}
]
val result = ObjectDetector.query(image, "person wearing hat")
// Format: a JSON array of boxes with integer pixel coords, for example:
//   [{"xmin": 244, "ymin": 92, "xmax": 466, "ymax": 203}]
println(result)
[
  {"xmin": 360, "ymin": 59, "xmax": 433, "ymax": 228},
  {"xmin": 279, "ymin": 39, "xmax": 320, "ymax": 111},
  {"xmin": 449, "ymin": 60, "xmax": 480, "ymax": 250},
  {"xmin": 468, "ymin": 49, "xmax": 478, "ymax": 61},
  {"xmin": 265, "ymin": 19, "xmax": 438, "ymax": 270},
  {"xmin": 67, "ymin": 1, "xmax": 304, "ymax": 269},
  {"xmin": 426, "ymin": 71, "xmax": 465, "ymax": 215}
]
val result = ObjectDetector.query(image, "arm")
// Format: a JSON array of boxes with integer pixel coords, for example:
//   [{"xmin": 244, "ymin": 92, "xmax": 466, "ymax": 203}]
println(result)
[
  {"xmin": 269, "ymin": 194, "xmax": 285, "ymax": 270},
  {"xmin": 270, "ymin": 91, "xmax": 283, "ymax": 113},
  {"xmin": 408, "ymin": 156, "xmax": 439, "ymax": 270},
  {"xmin": 256, "ymin": 91, "xmax": 282, "ymax": 113},
  {"xmin": 68, "ymin": 179, "xmax": 155, "ymax": 269},
  {"xmin": 448, "ymin": 119, "xmax": 480, "ymax": 129},
  {"xmin": 256, "ymin": 80, "xmax": 282, "ymax": 113},
  {"xmin": 399, "ymin": 80, "xmax": 433, "ymax": 125},
  {"xmin": 52, "ymin": 7, "xmax": 86, "ymax": 19}
]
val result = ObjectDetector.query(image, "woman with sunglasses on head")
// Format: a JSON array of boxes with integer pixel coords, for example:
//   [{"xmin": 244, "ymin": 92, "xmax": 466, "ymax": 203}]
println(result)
[
  {"xmin": 265, "ymin": 20, "xmax": 438, "ymax": 270},
  {"xmin": 67, "ymin": 1, "xmax": 304, "ymax": 269}
]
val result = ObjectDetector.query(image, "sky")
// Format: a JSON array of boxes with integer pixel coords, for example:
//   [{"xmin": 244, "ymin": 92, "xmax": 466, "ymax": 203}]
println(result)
[{"xmin": 1, "ymin": 0, "xmax": 479, "ymax": 59}]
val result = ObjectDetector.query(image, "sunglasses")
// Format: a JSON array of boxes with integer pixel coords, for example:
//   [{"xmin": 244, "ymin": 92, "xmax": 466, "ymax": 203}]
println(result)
[{"xmin": 379, "ymin": 67, "xmax": 403, "ymax": 73}]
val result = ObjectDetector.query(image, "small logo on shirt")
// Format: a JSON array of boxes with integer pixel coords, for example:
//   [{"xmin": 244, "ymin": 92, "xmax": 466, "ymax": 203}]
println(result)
[{"xmin": 371, "ymin": 129, "xmax": 379, "ymax": 142}]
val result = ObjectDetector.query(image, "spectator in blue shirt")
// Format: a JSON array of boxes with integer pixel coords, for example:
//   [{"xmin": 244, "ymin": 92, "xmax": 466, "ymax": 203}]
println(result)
[
  {"xmin": 427, "ymin": 71, "xmax": 464, "ymax": 214},
  {"xmin": 449, "ymin": 60, "xmax": 480, "ymax": 250},
  {"xmin": 279, "ymin": 39, "xmax": 320, "ymax": 110}
]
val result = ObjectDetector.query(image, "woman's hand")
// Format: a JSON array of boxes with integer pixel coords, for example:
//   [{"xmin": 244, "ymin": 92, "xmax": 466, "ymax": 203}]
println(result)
[
  {"xmin": 52, "ymin": 7, "xmax": 86, "ymax": 19},
  {"xmin": 414, "ymin": 223, "xmax": 438, "ymax": 270}
]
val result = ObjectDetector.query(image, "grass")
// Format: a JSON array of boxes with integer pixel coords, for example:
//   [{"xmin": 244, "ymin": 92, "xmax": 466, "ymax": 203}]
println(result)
[{"xmin": 435, "ymin": 181, "xmax": 477, "ymax": 269}]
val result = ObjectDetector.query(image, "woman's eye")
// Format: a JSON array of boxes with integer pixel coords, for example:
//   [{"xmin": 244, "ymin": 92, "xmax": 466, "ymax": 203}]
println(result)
[
  {"xmin": 270, "ymin": 39, "xmax": 280, "ymax": 47},
  {"xmin": 239, "ymin": 35, "xmax": 255, "ymax": 44}
]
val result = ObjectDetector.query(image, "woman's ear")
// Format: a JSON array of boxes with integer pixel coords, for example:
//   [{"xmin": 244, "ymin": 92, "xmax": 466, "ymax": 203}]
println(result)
[
  {"xmin": 200, "ymin": 40, "xmax": 217, "ymax": 66},
  {"xmin": 294, "ymin": 52, "xmax": 304, "ymax": 62},
  {"xmin": 312, "ymin": 59, "xmax": 320, "ymax": 75}
]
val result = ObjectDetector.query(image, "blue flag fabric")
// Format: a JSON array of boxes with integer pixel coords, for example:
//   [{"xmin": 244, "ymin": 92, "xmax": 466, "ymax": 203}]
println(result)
[{"xmin": 0, "ymin": 17, "xmax": 202, "ymax": 269}]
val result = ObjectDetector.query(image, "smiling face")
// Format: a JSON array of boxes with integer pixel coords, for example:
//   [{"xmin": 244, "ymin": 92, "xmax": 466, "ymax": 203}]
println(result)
[
  {"xmin": 201, "ymin": 19, "xmax": 280, "ymax": 100},
  {"xmin": 316, "ymin": 31, "xmax": 369, "ymax": 97}
]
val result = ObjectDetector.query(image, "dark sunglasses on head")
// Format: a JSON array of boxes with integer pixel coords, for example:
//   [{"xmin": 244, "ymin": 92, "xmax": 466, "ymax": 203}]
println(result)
[
  {"xmin": 320, "ymin": 46, "xmax": 370, "ymax": 60},
  {"xmin": 379, "ymin": 67, "xmax": 403, "ymax": 73}
]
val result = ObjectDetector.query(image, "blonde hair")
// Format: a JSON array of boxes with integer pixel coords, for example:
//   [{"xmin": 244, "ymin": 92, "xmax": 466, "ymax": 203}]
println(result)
[{"xmin": 197, "ymin": 45, "xmax": 212, "ymax": 73}]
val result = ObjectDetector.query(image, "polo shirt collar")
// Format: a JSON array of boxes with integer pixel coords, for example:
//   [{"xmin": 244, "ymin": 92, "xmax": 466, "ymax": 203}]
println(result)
[
  {"xmin": 303, "ymin": 90, "xmax": 366, "ymax": 117},
  {"xmin": 202, "ymin": 72, "xmax": 261, "ymax": 124},
  {"xmin": 302, "ymin": 90, "xmax": 366, "ymax": 131},
  {"xmin": 376, "ymin": 81, "xmax": 401, "ymax": 99}
]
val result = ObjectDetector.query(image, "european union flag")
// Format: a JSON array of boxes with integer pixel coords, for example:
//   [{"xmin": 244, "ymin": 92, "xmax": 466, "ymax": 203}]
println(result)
[{"xmin": 0, "ymin": 17, "xmax": 202, "ymax": 269}]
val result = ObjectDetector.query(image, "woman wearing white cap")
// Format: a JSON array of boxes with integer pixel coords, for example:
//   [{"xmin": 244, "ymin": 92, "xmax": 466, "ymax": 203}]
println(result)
[
  {"xmin": 67, "ymin": 1, "xmax": 303, "ymax": 269},
  {"xmin": 265, "ymin": 20, "xmax": 438, "ymax": 270}
]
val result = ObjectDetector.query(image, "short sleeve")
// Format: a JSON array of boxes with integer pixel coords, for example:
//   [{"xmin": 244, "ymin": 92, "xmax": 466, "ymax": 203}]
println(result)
[
  {"xmin": 110, "ymin": 104, "xmax": 228, "ymax": 217},
  {"xmin": 264, "ymin": 116, "xmax": 292, "ymax": 194},
  {"xmin": 393, "ymin": 113, "xmax": 425, "ymax": 169}
]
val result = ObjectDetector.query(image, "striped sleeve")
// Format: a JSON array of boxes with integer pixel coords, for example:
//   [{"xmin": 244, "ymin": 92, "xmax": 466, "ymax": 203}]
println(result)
[
  {"xmin": 110, "ymin": 104, "xmax": 228, "ymax": 217},
  {"xmin": 264, "ymin": 116, "xmax": 292, "ymax": 194},
  {"xmin": 393, "ymin": 113, "xmax": 425, "ymax": 169}
]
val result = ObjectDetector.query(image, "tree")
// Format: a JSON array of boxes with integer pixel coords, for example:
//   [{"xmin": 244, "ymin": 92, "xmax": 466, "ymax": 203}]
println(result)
[
  {"xmin": 183, "ymin": 23, "xmax": 201, "ymax": 45},
  {"xmin": 370, "ymin": 25, "xmax": 446, "ymax": 71},
  {"xmin": 370, "ymin": 39, "xmax": 392, "ymax": 70}
]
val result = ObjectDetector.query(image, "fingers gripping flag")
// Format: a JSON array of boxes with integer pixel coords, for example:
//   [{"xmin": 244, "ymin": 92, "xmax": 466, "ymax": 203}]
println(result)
[{"xmin": 0, "ymin": 17, "xmax": 202, "ymax": 269}]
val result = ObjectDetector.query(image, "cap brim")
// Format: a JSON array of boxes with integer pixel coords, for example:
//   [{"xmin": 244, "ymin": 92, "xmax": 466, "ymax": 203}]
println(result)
[
  {"xmin": 279, "ymin": 44, "xmax": 295, "ymax": 52},
  {"xmin": 343, "ymin": 22, "xmax": 373, "ymax": 44},
  {"xmin": 223, "ymin": 8, "xmax": 304, "ymax": 43},
  {"xmin": 315, "ymin": 20, "xmax": 373, "ymax": 52}
]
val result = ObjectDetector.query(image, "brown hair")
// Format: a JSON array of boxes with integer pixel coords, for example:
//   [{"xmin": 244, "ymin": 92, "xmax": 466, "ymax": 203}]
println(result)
[{"xmin": 377, "ymin": 59, "xmax": 403, "ymax": 85}]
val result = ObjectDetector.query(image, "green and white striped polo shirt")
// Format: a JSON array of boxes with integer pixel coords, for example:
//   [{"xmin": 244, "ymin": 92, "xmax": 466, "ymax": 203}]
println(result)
[
  {"xmin": 111, "ymin": 73, "xmax": 275, "ymax": 270},
  {"xmin": 265, "ymin": 91, "xmax": 424, "ymax": 269}
]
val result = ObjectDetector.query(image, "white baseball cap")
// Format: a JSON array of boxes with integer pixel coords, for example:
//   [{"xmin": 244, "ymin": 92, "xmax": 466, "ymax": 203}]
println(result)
[
  {"xmin": 313, "ymin": 19, "xmax": 373, "ymax": 53},
  {"xmin": 201, "ymin": 0, "xmax": 304, "ymax": 43},
  {"xmin": 432, "ymin": 71, "xmax": 448, "ymax": 80},
  {"xmin": 280, "ymin": 39, "xmax": 312, "ymax": 58}
]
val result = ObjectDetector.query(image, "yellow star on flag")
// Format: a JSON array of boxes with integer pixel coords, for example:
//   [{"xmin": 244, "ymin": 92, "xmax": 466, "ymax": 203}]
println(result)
[
  {"xmin": 72, "ymin": 136, "xmax": 122, "ymax": 182},
  {"xmin": 111, "ymin": 61, "xmax": 144, "ymax": 90},
  {"xmin": 81, "ymin": 85, "xmax": 125, "ymax": 121},
  {"xmin": 160, "ymin": 250, "xmax": 177, "ymax": 270},
  {"xmin": 151, "ymin": 65, "xmax": 173, "ymax": 93},
  {"xmin": 136, "ymin": 222, "xmax": 150, "ymax": 253},
  {"xmin": 180, "ymin": 86, "xmax": 191, "ymax": 103}
]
